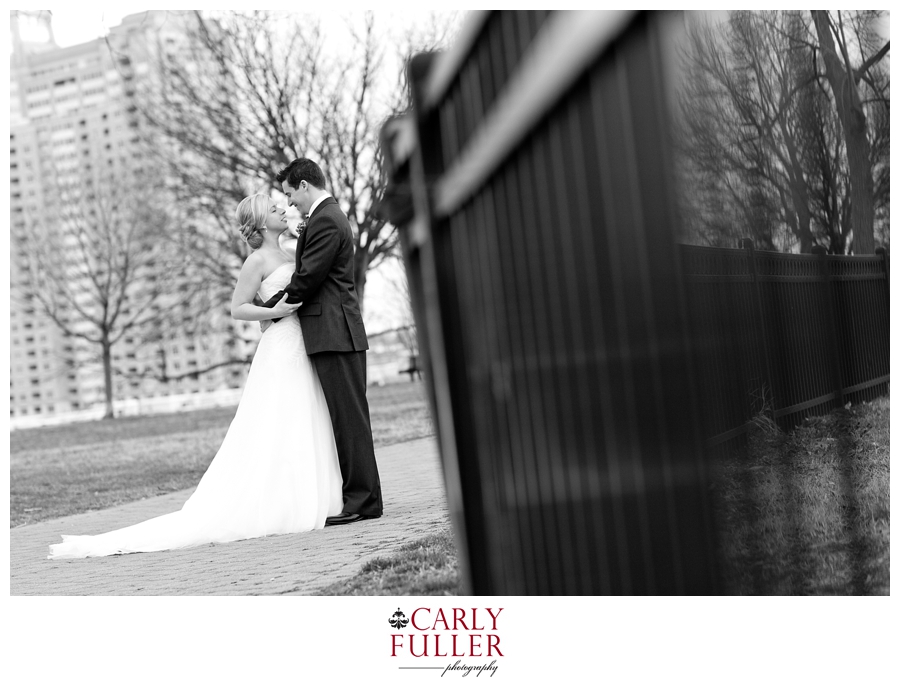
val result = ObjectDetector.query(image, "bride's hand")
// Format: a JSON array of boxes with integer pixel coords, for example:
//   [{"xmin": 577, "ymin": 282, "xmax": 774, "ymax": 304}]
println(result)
[{"xmin": 268, "ymin": 293, "xmax": 301, "ymax": 318}]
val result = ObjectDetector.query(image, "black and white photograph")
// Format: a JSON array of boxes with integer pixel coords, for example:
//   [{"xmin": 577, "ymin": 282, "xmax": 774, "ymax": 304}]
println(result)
[{"xmin": 5, "ymin": 7, "xmax": 893, "ymax": 684}]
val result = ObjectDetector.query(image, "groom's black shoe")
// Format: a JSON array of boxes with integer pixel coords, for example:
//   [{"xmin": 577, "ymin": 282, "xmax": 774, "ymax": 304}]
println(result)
[{"xmin": 325, "ymin": 512, "xmax": 380, "ymax": 526}]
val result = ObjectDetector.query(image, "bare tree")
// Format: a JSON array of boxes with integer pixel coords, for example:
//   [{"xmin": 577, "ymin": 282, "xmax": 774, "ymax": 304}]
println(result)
[
  {"xmin": 312, "ymin": 13, "xmax": 399, "ymax": 306},
  {"xmin": 19, "ymin": 176, "xmax": 184, "ymax": 418},
  {"xmin": 140, "ymin": 10, "xmax": 462, "ymax": 315},
  {"xmin": 676, "ymin": 12, "xmax": 820, "ymax": 251},
  {"xmin": 138, "ymin": 11, "xmax": 321, "ymax": 303},
  {"xmin": 811, "ymin": 10, "xmax": 889, "ymax": 254},
  {"xmin": 794, "ymin": 49, "xmax": 853, "ymax": 255},
  {"xmin": 115, "ymin": 283, "xmax": 253, "ymax": 386},
  {"xmin": 674, "ymin": 11, "xmax": 889, "ymax": 254}
]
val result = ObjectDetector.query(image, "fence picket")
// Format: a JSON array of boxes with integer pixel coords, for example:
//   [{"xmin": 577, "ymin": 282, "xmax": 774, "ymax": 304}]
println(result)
[{"xmin": 740, "ymin": 239, "xmax": 777, "ymax": 425}]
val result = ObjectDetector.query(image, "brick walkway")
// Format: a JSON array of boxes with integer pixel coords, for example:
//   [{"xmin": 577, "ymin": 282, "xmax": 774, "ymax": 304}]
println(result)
[{"xmin": 10, "ymin": 437, "xmax": 448, "ymax": 595}]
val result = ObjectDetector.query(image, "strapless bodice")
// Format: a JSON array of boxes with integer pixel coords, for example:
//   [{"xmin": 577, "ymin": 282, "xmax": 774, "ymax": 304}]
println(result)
[{"xmin": 258, "ymin": 263, "xmax": 295, "ymax": 301}]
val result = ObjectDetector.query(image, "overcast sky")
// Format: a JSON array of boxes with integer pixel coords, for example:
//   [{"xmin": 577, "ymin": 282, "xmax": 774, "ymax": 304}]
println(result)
[{"xmin": 42, "ymin": 6, "xmax": 465, "ymax": 49}]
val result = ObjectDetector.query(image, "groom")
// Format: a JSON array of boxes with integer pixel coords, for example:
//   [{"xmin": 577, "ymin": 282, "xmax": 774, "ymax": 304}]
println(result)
[{"xmin": 262, "ymin": 157, "xmax": 383, "ymax": 525}]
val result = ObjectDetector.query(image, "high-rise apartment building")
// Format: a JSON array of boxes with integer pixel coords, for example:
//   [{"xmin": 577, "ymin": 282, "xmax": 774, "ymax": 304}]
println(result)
[{"xmin": 9, "ymin": 11, "xmax": 255, "ymax": 422}]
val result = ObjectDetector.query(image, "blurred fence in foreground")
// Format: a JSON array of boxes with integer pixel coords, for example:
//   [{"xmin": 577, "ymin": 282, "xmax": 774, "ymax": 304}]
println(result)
[
  {"xmin": 382, "ymin": 10, "xmax": 719, "ymax": 594},
  {"xmin": 681, "ymin": 241, "xmax": 890, "ymax": 451},
  {"xmin": 380, "ymin": 10, "xmax": 889, "ymax": 595}
]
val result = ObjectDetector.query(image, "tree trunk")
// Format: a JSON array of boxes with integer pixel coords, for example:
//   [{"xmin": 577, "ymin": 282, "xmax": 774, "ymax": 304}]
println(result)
[
  {"xmin": 781, "ymin": 130, "xmax": 815, "ymax": 252},
  {"xmin": 102, "ymin": 338, "xmax": 115, "ymax": 420},
  {"xmin": 792, "ymin": 195, "xmax": 814, "ymax": 253},
  {"xmin": 812, "ymin": 11, "xmax": 876, "ymax": 254}
]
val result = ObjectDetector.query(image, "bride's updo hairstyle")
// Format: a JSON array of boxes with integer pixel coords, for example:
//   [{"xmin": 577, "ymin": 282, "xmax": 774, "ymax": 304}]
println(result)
[{"xmin": 235, "ymin": 194, "xmax": 270, "ymax": 250}]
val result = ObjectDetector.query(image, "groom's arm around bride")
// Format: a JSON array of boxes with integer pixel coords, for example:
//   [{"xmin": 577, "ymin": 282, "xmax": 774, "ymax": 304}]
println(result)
[{"xmin": 260, "ymin": 158, "xmax": 383, "ymax": 524}]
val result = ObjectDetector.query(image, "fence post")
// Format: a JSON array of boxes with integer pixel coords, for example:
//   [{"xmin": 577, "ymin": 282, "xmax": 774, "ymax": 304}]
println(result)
[
  {"xmin": 876, "ymin": 246, "xmax": 889, "ymax": 310},
  {"xmin": 740, "ymin": 238, "xmax": 777, "ymax": 424},
  {"xmin": 812, "ymin": 245, "xmax": 844, "ymax": 408}
]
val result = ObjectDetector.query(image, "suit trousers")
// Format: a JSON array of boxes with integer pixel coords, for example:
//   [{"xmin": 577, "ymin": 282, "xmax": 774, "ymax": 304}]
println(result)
[{"xmin": 310, "ymin": 350, "xmax": 384, "ymax": 517}]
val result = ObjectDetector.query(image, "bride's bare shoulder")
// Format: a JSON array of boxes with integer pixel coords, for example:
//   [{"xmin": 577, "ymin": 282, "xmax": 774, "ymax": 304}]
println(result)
[
  {"xmin": 242, "ymin": 251, "xmax": 265, "ymax": 267},
  {"xmin": 238, "ymin": 251, "xmax": 266, "ymax": 277}
]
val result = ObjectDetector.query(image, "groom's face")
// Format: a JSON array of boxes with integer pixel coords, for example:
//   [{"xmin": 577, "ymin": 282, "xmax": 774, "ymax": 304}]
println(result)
[{"xmin": 282, "ymin": 180, "xmax": 310, "ymax": 216}]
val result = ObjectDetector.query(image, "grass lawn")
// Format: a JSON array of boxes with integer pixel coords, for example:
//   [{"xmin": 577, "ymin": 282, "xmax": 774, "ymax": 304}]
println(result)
[
  {"xmin": 711, "ymin": 397, "xmax": 889, "ymax": 595},
  {"xmin": 10, "ymin": 381, "xmax": 433, "ymax": 528},
  {"xmin": 316, "ymin": 524, "xmax": 461, "ymax": 596}
]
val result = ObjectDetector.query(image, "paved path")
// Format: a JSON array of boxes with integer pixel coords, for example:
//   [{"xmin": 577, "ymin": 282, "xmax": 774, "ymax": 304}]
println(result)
[{"xmin": 10, "ymin": 437, "xmax": 448, "ymax": 595}]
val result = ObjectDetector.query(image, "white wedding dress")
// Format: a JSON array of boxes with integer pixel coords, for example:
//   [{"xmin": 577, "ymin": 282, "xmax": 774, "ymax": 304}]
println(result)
[{"xmin": 48, "ymin": 263, "xmax": 344, "ymax": 559}]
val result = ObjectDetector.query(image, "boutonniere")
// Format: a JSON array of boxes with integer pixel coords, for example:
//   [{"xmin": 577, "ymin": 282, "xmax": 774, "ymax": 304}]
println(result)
[{"xmin": 292, "ymin": 216, "xmax": 309, "ymax": 239}]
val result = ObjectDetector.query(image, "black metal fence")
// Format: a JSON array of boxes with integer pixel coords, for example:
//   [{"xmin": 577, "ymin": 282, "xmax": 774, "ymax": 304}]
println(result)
[
  {"xmin": 681, "ymin": 241, "xmax": 890, "ymax": 450},
  {"xmin": 383, "ymin": 10, "xmax": 719, "ymax": 595},
  {"xmin": 379, "ymin": 10, "xmax": 889, "ymax": 595}
]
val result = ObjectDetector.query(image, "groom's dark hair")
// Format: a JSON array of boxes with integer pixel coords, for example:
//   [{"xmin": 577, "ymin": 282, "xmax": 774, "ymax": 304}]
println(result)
[{"xmin": 277, "ymin": 158, "xmax": 327, "ymax": 191}]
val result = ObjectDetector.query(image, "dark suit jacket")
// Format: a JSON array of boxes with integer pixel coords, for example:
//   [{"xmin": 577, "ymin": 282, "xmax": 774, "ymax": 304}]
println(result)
[{"xmin": 262, "ymin": 197, "xmax": 368, "ymax": 355}]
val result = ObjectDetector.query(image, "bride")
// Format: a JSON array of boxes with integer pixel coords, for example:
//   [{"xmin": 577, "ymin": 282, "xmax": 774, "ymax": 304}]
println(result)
[{"xmin": 48, "ymin": 194, "xmax": 344, "ymax": 559}]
